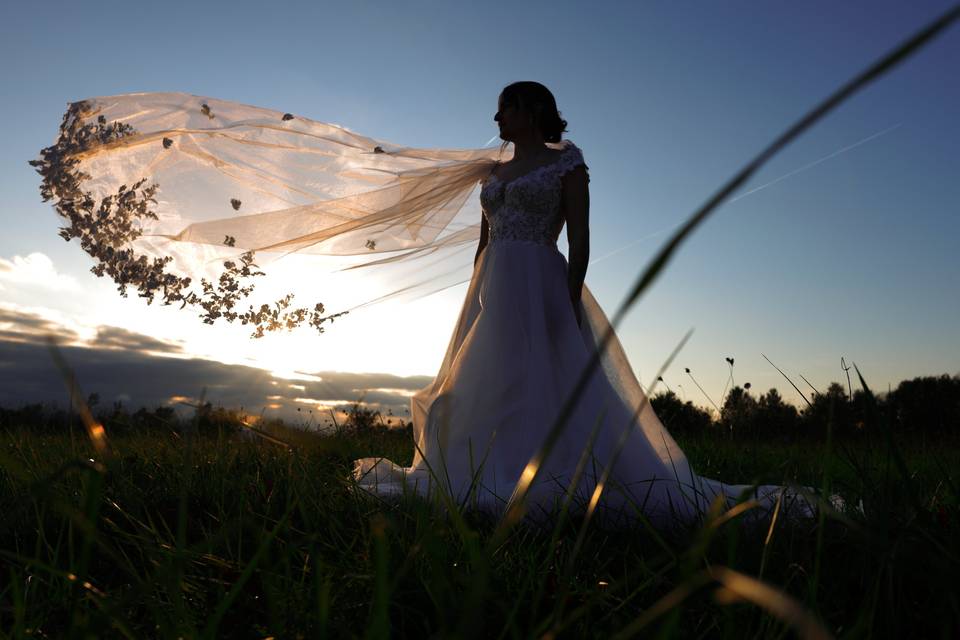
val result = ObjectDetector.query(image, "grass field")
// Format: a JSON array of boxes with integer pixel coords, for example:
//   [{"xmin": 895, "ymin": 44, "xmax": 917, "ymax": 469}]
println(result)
[
  {"xmin": 8, "ymin": 9, "xmax": 959, "ymax": 637},
  {"xmin": 1, "ymin": 415, "xmax": 957, "ymax": 639}
]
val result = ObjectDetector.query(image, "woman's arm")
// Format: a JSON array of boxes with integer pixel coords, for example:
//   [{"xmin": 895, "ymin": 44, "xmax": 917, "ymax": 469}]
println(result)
[
  {"xmin": 474, "ymin": 212, "xmax": 489, "ymax": 268},
  {"xmin": 562, "ymin": 165, "xmax": 590, "ymax": 326}
]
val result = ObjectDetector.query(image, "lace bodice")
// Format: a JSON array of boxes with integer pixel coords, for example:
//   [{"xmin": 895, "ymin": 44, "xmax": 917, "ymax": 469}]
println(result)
[{"xmin": 479, "ymin": 140, "xmax": 589, "ymax": 246}]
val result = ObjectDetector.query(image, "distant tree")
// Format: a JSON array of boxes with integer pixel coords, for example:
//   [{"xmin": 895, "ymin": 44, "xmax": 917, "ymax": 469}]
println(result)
[
  {"xmin": 886, "ymin": 374, "xmax": 960, "ymax": 438},
  {"xmin": 801, "ymin": 382, "xmax": 856, "ymax": 438},
  {"xmin": 720, "ymin": 386, "xmax": 759, "ymax": 438},
  {"xmin": 755, "ymin": 388, "xmax": 800, "ymax": 438},
  {"xmin": 342, "ymin": 401, "xmax": 385, "ymax": 435},
  {"xmin": 0, "ymin": 403, "xmax": 49, "ymax": 432},
  {"xmin": 651, "ymin": 390, "xmax": 714, "ymax": 436}
]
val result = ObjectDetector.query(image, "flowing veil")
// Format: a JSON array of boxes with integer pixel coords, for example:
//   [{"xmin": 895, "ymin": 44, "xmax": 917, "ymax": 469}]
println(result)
[{"xmin": 32, "ymin": 92, "xmax": 512, "ymax": 335}]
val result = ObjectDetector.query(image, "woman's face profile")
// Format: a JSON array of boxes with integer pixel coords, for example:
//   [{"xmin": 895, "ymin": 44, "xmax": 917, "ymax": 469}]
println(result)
[{"xmin": 494, "ymin": 94, "xmax": 524, "ymax": 142}]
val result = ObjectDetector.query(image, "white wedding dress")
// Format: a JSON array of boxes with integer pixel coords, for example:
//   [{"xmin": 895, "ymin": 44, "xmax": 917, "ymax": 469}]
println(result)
[{"xmin": 353, "ymin": 140, "xmax": 811, "ymax": 527}]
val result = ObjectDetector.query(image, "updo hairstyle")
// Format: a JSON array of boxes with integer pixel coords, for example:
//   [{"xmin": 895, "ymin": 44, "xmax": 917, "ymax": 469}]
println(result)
[{"xmin": 500, "ymin": 81, "xmax": 568, "ymax": 143}]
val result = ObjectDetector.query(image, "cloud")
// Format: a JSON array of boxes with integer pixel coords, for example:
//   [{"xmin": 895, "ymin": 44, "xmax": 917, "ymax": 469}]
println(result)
[
  {"xmin": 0, "ymin": 252, "xmax": 79, "ymax": 292},
  {"xmin": 0, "ymin": 312, "xmax": 426, "ymax": 426},
  {"xmin": 0, "ymin": 305, "xmax": 181, "ymax": 353},
  {"xmin": 93, "ymin": 326, "xmax": 184, "ymax": 354},
  {"xmin": 0, "ymin": 305, "xmax": 81, "ymax": 344}
]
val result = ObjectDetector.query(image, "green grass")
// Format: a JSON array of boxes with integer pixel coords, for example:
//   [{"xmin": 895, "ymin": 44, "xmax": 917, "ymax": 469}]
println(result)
[
  {"xmin": 1, "ymin": 419, "xmax": 957, "ymax": 639},
  {"xmin": 6, "ymin": 8, "xmax": 959, "ymax": 638}
]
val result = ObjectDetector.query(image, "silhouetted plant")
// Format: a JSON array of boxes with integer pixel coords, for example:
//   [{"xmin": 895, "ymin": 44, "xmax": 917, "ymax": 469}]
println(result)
[{"xmin": 342, "ymin": 401, "xmax": 386, "ymax": 435}]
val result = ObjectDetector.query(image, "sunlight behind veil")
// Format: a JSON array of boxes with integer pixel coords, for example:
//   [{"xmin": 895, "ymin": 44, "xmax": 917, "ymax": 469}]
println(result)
[{"xmin": 34, "ymin": 92, "xmax": 517, "ymax": 333}]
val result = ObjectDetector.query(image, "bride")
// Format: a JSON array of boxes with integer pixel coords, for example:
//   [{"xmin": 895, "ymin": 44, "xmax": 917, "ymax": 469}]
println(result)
[
  {"xmin": 33, "ymin": 85, "xmax": 814, "ymax": 529},
  {"xmin": 352, "ymin": 82, "xmax": 812, "ymax": 527}
]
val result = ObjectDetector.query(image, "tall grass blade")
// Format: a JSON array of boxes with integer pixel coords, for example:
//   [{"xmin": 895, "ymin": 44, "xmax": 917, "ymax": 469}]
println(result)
[
  {"xmin": 201, "ymin": 498, "xmax": 297, "ymax": 638},
  {"xmin": 762, "ymin": 353, "xmax": 812, "ymax": 408},
  {"xmin": 686, "ymin": 368, "xmax": 720, "ymax": 414},
  {"xmin": 809, "ymin": 392, "xmax": 834, "ymax": 607},
  {"xmin": 758, "ymin": 487, "xmax": 785, "ymax": 581},
  {"xmin": 610, "ymin": 571, "xmax": 714, "ymax": 639},
  {"xmin": 710, "ymin": 566, "xmax": 833, "ymax": 640},
  {"xmin": 853, "ymin": 362, "xmax": 917, "ymax": 508},
  {"xmin": 365, "ymin": 513, "xmax": 391, "ymax": 640},
  {"xmin": 45, "ymin": 335, "xmax": 111, "ymax": 460},
  {"xmin": 799, "ymin": 373, "xmax": 822, "ymax": 397}
]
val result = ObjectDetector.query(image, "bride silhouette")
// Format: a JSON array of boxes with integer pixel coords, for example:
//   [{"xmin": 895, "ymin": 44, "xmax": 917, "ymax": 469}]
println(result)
[
  {"xmin": 352, "ymin": 82, "xmax": 811, "ymax": 527},
  {"xmin": 33, "ymin": 86, "xmax": 814, "ymax": 529}
]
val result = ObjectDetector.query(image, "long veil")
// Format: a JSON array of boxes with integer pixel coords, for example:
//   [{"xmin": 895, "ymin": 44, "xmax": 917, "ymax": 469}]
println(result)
[{"xmin": 32, "ymin": 92, "xmax": 512, "ymax": 336}]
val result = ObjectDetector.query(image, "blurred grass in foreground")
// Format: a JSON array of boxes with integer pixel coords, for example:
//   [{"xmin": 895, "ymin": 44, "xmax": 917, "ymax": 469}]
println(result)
[
  {"xmin": 0, "ymin": 411, "xmax": 958, "ymax": 638},
  {"xmin": 5, "ymin": 5, "xmax": 959, "ymax": 638}
]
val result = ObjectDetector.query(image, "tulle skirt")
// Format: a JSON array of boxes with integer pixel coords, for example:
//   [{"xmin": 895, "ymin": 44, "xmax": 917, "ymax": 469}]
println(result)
[{"xmin": 353, "ymin": 239, "xmax": 812, "ymax": 529}]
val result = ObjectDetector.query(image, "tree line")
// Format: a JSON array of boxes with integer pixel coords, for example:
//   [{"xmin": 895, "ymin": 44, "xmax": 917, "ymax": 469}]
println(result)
[
  {"xmin": 2, "ymin": 374, "xmax": 957, "ymax": 443},
  {"xmin": 651, "ymin": 373, "xmax": 960, "ymax": 442},
  {"xmin": 0, "ymin": 396, "xmax": 411, "ymax": 439}
]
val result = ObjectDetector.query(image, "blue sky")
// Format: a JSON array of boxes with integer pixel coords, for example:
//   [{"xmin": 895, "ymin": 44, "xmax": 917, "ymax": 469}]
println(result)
[{"xmin": 1, "ymin": 0, "xmax": 958, "ymax": 416}]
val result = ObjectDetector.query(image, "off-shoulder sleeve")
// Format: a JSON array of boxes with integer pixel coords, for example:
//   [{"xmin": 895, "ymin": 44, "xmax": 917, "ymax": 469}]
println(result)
[{"xmin": 558, "ymin": 141, "xmax": 590, "ymax": 183}]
